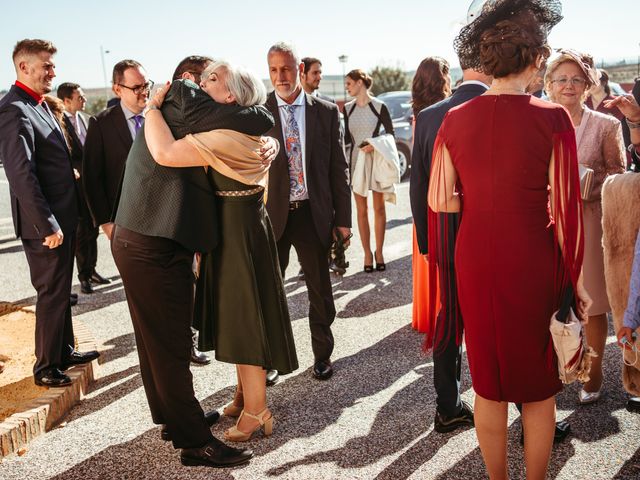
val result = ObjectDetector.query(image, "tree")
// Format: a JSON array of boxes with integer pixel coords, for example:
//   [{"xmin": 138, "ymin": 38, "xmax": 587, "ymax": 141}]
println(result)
[
  {"xmin": 85, "ymin": 97, "xmax": 107, "ymax": 115},
  {"xmin": 369, "ymin": 66, "xmax": 410, "ymax": 96}
]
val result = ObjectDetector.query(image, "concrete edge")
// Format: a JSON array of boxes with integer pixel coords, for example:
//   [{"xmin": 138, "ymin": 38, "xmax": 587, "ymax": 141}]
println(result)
[{"xmin": 0, "ymin": 317, "xmax": 99, "ymax": 460}]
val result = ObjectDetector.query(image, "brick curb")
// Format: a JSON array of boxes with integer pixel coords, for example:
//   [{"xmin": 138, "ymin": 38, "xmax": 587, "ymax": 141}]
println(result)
[{"xmin": 0, "ymin": 318, "xmax": 99, "ymax": 459}]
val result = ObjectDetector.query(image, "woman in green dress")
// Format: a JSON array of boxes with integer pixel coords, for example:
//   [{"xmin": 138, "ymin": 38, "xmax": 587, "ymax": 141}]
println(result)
[{"xmin": 144, "ymin": 61, "xmax": 298, "ymax": 442}]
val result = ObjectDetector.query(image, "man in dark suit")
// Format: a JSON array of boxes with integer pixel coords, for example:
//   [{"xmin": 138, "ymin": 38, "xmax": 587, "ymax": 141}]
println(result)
[
  {"xmin": 112, "ymin": 79, "xmax": 275, "ymax": 468},
  {"xmin": 83, "ymin": 59, "xmax": 151, "ymax": 242},
  {"xmin": 57, "ymin": 82, "xmax": 110, "ymax": 295},
  {"xmin": 0, "ymin": 39, "xmax": 99, "ymax": 387},
  {"xmin": 265, "ymin": 43, "xmax": 352, "ymax": 381},
  {"xmin": 410, "ymin": 64, "xmax": 491, "ymax": 433},
  {"xmin": 301, "ymin": 57, "xmax": 335, "ymax": 103}
]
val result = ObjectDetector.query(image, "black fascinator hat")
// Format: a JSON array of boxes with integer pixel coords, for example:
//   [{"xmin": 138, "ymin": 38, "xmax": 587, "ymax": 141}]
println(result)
[{"xmin": 455, "ymin": 0, "xmax": 563, "ymax": 73}]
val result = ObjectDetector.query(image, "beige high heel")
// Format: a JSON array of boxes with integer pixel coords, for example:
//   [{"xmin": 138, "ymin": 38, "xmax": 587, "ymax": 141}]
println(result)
[
  {"xmin": 224, "ymin": 408, "xmax": 274, "ymax": 442},
  {"xmin": 223, "ymin": 389, "xmax": 244, "ymax": 417}
]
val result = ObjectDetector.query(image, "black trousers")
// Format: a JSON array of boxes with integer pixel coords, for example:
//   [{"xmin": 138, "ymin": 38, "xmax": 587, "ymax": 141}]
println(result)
[
  {"xmin": 277, "ymin": 202, "xmax": 335, "ymax": 362},
  {"xmin": 22, "ymin": 231, "xmax": 76, "ymax": 376},
  {"xmin": 75, "ymin": 214, "xmax": 98, "ymax": 281},
  {"xmin": 111, "ymin": 226, "xmax": 212, "ymax": 449},
  {"xmin": 433, "ymin": 213, "xmax": 463, "ymax": 417}
]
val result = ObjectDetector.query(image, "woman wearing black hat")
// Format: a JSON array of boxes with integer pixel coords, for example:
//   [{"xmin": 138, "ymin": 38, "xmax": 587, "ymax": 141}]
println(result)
[{"xmin": 427, "ymin": 1, "xmax": 591, "ymax": 478}]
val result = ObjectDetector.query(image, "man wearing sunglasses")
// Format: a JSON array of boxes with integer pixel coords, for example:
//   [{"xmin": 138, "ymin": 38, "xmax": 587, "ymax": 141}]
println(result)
[{"xmin": 83, "ymin": 59, "xmax": 151, "ymax": 243}]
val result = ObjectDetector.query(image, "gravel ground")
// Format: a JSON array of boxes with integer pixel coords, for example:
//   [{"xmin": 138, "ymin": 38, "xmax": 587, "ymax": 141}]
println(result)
[{"xmin": 1, "ymin": 176, "xmax": 640, "ymax": 479}]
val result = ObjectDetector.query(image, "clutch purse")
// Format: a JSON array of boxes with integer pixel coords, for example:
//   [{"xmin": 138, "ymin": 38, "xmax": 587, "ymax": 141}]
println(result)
[{"xmin": 578, "ymin": 164, "xmax": 594, "ymax": 200}]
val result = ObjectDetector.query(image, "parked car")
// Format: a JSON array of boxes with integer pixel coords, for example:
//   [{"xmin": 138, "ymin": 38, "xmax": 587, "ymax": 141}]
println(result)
[
  {"xmin": 377, "ymin": 91, "xmax": 413, "ymax": 179},
  {"xmin": 609, "ymin": 81, "xmax": 628, "ymax": 96}
]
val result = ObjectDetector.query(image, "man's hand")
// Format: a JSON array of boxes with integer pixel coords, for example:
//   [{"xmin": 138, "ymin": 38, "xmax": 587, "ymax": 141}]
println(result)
[
  {"xmin": 73, "ymin": 168, "xmax": 80, "ymax": 180},
  {"xmin": 603, "ymin": 94, "xmax": 640, "ymax": 122},
  {"xmin": 101, "ymin": 222, "xmax": 114, "ymax": 240},
  {"xmin": 43, "ymin": 229, "xmax": 64, "ymax": 249},
  {"xmin": 258, "ymin": 136, "xmax": 279, "ymax": 166},
  {"xmin": 333, "ymin": 226, "xmax": 352, "ymax": 249}
]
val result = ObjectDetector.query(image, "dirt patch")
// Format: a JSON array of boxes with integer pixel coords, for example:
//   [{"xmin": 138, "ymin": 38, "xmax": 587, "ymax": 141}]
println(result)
[{"xmin": 0, "ymin": 307, "xmax": 47, "ymax": 422}]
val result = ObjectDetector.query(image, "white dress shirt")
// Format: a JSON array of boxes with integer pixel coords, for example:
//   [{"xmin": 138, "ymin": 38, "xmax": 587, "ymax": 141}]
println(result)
[
  {"xmin": 64, "ymin": 111, "xmax": 87, "ymax": 146},
  {"xmin": 276, "ymin": 89, "xmax": 308, "ymax": 199}
]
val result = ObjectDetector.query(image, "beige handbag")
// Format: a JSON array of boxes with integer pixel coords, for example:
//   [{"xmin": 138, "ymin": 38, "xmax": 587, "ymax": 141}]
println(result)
[{"xmin": 549, "ymin": 287, "xmax": 597, "ymax": 384}]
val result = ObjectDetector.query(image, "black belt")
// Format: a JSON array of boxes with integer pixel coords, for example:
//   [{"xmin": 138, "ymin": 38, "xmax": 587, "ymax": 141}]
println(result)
[{"xmin": 289, "ymin": 200, "xmax": 309, "ymax": 211}]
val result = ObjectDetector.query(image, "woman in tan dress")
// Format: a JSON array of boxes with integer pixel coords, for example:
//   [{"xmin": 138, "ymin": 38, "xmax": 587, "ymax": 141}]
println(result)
[{"xmin": 546, "ymin": 50, "xmax": 626, "ymax": 404}]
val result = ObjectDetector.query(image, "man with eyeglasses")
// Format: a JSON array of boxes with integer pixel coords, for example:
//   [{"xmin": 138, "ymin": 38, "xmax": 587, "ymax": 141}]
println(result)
[{"xmin": 83, "ymin": 59, "xmax": 152, "ymax": 242}]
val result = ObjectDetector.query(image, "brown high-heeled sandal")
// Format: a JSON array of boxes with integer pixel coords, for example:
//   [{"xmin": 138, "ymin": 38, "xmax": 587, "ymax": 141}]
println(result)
[
  {"xmin": 223, "ymin": 389, "xmax": 244, "ymax": 417},
  {"xmin": 224, "ymin": 408, "xmax": 274, "ymax": 442}
]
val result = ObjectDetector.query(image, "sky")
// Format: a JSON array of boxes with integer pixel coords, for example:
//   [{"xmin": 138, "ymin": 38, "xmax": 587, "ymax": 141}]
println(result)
[{"xmin": 1, "ymin": 0, "xmax": 638, "ymax": 90}]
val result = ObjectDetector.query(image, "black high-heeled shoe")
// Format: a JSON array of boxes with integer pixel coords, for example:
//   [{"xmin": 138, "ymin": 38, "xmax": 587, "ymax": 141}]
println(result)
[
  {"xmin": 364, "ymin": 250, "xmax": 374, "ymax": 273},
  {"xmin": 375, "ymin": 252, "xmax": 386, "ymax": 271}
]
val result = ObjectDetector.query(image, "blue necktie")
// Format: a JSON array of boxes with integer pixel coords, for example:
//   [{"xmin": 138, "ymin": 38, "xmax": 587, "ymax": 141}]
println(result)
[{"xmin": 282, "ymin": 105, "xmax": 306, "ymax": 200}]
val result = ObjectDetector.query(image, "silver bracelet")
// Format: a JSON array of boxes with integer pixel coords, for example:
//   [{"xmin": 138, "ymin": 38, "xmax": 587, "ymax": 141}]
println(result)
[
  {"xmin": 144, "ymin": 104, "xmax": 161, "ymax": 115},
  {"xmin": 626, "ymin": 118, "xmax": 640, "ymax": 129}
]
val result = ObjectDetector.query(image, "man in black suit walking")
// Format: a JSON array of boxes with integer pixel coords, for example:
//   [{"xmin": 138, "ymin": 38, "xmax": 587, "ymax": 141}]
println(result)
[
  {"xmin": 83, "ymin": 59, "xmax": 151, "ymax": 242},
  {"xmin": 57, "ymin": 82, "xmax": 109, "ymax": 295},
  {"xmin": 410, "ymin": 63, "xmax": 491, "ymax": 433},
  {"xmin": 265, "ymin": 43, "xmax": 352, "ymax": 381},
  {"xmin": 301, "ymin": 57, "xmax": 335, "ymax": 103},
  {"xmin": 0, "ymin": 39, "xmax": 99, "ymax": 387}
]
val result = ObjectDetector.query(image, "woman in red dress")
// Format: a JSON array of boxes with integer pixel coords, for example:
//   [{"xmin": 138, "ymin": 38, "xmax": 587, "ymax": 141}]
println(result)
[{"xmin": 428, "ymin": 1, "xmax": 591, "ymax": 478}]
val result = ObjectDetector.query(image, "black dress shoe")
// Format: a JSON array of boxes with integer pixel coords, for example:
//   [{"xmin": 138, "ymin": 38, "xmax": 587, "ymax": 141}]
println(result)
[
  {"xmin": 161, "ymin": 410, "xmax": 221, "ymax": 441},
  {"xmin": 62, "ymin": 349, "xmax": 100, "ymax": 369},
  {"xmin": 90, "ymin": 271, "xmax": 111, "ymax": 285},
  {"xmin": 266, "ymin": 369, "xmax": 279, "ymax": 386},
  {"xmin": 312, "ymin": 360, "xmax": 333, "ymax": 380},
  {"xmin": 191, "ymin": 346, "xmax": 211, "ymax": 365},
  {"xmin": 35, "ymin": 368, "xmax": 72, "ymax": 387},
  {"xmin": 434, "ymin": 401, "xmax": 474, "ymax": 433},
  {"xmin": 181, "ymin": 439, "xmax": 253, "ymax": 468},
  {"xmin": 520, "ymin": 420, "xmax": 571, "ymax": 445},
  {"xmin": 70, "ymin": 292, "xmax": 78, "ymax": 299},
  {"xmin": 627, "ymin": 397, "xmax": 640, "ymax": 413},
  {"xmin": 70, "ymin": 295, "xmax": 78, "ymax": 306},
  {"xmin": 80, "ymin": 279, "xmax": 94, "ymax": 294}
]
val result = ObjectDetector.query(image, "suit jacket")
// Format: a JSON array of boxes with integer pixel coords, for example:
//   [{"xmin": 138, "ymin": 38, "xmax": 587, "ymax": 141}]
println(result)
[
  {"xmin": 0, "ymin": 85, "xmax": 78, "ymax": 239},
  {"xmin": 63, "ymin": 113, "xmax": 91, "ymax": 218},
  {"xmin": 410, "ymin": 83, "xmax": 488, "ymax": 254},
  {"xmin": 264, "ymin": 91, "xmax": 351, "ymax": 247},
  {"xmin": 83, "ymin": 103, "xmax": 133, "ymax": 226},
  {"xmin": 115, "ymin": 80, "xmax": 274, "ymax": 253}
]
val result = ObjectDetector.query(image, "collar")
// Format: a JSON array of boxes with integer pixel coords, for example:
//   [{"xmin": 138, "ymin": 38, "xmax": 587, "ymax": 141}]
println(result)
[
  {"xmin": 15, "ymin": 81, "xmax": 44, "ymax": 103},
  {"xmin": 276, "ymin": 88, "xmax": 306, "ymax": 108},
  {"xmin": 120, "ymin": 102, "xmax": 144, "ymax": 121},
  {"xmin": 458, "ymin": 80, "xmax": 490, "ymax": 90}
]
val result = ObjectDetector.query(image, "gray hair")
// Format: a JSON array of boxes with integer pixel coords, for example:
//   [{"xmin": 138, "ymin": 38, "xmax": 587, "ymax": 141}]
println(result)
[
  {"xmin": 203, "ymin": 60, "xmax": 266, "ymax": 107},
  {"xmin": 267, "ymin": 42, "xmax": 300, "ymax": 64}
]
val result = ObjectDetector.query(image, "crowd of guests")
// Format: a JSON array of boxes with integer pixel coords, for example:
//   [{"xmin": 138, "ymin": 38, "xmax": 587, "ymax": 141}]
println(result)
[{"xmin": 1, "ymin": 0, "xmax": 639, "ymax": 477}]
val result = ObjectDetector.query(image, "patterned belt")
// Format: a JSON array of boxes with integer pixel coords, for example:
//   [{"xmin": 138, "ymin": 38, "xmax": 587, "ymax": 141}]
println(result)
[
  {"xmin": 289, "ymin": 200, "xmax": 309, "ymax": 210},
  {"xmin": 215, "ymin": 186, "xmax": 263, "ymax": 197}
]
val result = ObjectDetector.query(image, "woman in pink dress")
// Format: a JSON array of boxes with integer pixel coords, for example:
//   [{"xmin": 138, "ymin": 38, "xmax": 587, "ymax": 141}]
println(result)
[{"xmin": 428, "ymin": 1, "xmax": 591, "ymax": 478}]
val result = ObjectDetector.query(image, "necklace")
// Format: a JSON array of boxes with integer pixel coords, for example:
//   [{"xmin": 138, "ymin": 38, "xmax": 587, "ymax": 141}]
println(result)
[{"xmin": 488, "ymin": 87, "xmax": 527, "ymax": 95}]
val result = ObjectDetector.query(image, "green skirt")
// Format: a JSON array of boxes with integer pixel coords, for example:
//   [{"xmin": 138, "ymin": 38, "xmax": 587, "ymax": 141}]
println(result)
[{"xmin": 193, "ymin": 186, "xmax": 298, "ymax": 375}]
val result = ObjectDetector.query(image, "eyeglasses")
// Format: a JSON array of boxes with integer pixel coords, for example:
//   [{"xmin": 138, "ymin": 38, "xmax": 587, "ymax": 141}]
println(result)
[
  {"xmin": 550, "ymin": 77, "xmax": 587, "ymax": 87},
  {"xmin": 117, "ymin": 80, "xmax": 154, "ymax": 95}
]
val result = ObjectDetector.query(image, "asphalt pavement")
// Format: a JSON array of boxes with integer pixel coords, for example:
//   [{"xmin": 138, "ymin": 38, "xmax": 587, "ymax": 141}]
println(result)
[{"xmin": 1, "ymin": 167, "xmax": 639, "ymax": 479}]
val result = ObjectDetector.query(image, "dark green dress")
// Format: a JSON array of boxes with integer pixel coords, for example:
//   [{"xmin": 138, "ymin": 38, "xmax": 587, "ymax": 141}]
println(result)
[{"xmin": 193, "ymin": 169, "xmax": 298, "ymax": 374}]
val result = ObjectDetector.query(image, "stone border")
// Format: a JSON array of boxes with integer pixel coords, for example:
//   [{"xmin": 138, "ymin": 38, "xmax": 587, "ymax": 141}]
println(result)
[{"xmin": 0, "ymin": 318, "xmax": 99, "ymax": 459}]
